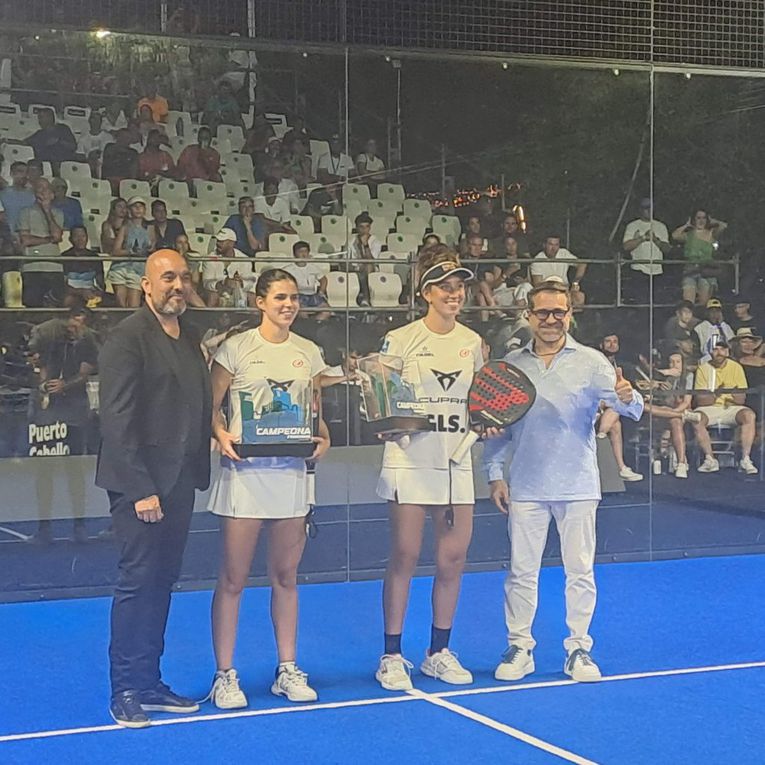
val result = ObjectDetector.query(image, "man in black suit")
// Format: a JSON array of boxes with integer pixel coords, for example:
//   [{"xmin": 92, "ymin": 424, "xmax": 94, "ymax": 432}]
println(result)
[{"xmin": 96, "ymin": 249, "xmax": 211, "ymax": 728}]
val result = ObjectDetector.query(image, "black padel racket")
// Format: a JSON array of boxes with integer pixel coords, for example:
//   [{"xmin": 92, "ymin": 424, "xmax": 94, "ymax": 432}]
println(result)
[{"xmin": 450, "ymin": 360, "xmax": 536, "ymax": 463}]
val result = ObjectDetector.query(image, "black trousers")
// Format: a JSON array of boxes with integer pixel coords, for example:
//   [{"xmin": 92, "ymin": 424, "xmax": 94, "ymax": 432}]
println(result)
[{"xmin": 108, "ymin": 465, "xmax": 196, "ymax": 695}]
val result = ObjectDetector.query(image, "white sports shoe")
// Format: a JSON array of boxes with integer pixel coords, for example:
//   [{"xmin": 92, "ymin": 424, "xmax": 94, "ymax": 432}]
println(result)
[
  {"xmin": 698, "ymin": 456, "xmax": 720, "ymax": 473},
  {"xmin": 564, "ymin": 649, "xmax": 602, "ymax": 682},
  {"xmin": 740, "ymin": 456, "xmax": 759, "ymax": 475},
  {"xmin": 674, "ymin": 462, "xmax": 689, "ymax": 479},
  {"xmin": 208, "ymin": 668, "xmax": 247, "ymax": 709},
  {"xmin": 375, "ymin": 654, "xmax": 414, "ymax": 691},
  {"xmin": 619, "ymin": 466, "xmax": 643, "ymax": 481},
  {"xmin": 420, "ymin": 649, "xmax": 473, "ymax": 685},
  {"xmin": 494, "ymin": 645, "xmax": 535, "ymax": 681},
  {"xmin": 271, "ymin": 663, "xmax": 318, "ymax": 703},
  {"xmin": 682, "ymin": 410, "xmax": 702, "ymax": 424}
]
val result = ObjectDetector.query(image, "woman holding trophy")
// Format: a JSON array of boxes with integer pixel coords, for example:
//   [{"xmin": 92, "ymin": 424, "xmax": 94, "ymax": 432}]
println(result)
[
  {"xmin": 375, "ymin": 244, "xmax": 484, "ymax": 691},
  {"xmin": 206, "ymin": 269, "xmax": 330, "ymax": 708}
]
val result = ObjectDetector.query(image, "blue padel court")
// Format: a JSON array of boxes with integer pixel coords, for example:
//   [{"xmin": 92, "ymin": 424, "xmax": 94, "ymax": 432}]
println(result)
[{"xmin": 1, "ymin": 554, "xmax": 764, "ymax": 764}]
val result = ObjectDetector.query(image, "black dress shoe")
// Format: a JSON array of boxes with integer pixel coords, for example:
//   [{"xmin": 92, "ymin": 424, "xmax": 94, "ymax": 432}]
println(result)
[
  {"xmin": 110, "ymin": 690, "xmax": 151, "ymax": 728},
  {"xmin": 139, "ymin": 682, "xmax": 200, "ymax": 713}
]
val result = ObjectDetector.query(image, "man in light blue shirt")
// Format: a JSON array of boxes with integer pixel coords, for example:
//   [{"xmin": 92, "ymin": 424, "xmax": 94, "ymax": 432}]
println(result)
[{"xmin": 483, "ymin": 279, "xmax": 643, "ymax": 684}]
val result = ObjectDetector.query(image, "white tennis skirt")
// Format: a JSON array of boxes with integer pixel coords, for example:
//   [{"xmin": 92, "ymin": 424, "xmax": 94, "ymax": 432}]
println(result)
[
  {"xmin": 208, "ymin": 457, "xmax": 311, "ymax": 519},
  {"xmin": 377, "ymin": 467, "xmax": 475, "ymax": 506}
]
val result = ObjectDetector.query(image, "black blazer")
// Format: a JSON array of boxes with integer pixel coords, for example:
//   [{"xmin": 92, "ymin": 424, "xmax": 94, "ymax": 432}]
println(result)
[{"xmin": 95, "ymin": 306, "xmax": 212, "ymax": 502}]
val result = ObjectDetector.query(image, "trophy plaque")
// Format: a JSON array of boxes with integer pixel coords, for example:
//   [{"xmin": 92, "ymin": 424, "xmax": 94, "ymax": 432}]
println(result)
[
  {"xmin": 357, "ymin": 353, "xmax": 431, "ymax": 437},
  {"xmin": 234, "ymin": 378, "xmax": 315, "ymax": 458}
]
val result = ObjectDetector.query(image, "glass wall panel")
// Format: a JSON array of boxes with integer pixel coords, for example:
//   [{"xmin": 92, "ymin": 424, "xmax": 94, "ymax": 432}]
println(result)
[{"xmin": 650, "ymin": 72, "xmax": 765, "ymax": 558}]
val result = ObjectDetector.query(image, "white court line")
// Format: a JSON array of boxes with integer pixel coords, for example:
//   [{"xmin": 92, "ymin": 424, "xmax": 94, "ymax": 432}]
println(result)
[
  {"xmin": 408, "ymin": 687, "xmax": 598, "ymax": 765},
  {"xmin": 1, "ymin": 660, "xmax": 764, "ymax": 745}
]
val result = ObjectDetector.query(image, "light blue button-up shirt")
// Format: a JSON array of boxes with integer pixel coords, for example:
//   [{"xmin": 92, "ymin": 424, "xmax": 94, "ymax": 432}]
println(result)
[{"xmin": 482, "ymin": 334, "xmax": 644, "ymax": 502}]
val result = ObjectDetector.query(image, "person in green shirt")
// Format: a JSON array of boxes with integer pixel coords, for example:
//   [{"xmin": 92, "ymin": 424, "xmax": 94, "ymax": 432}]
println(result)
[{"xmin": 672, "ymin": 208, "xmax": 727, "ymax": 305}]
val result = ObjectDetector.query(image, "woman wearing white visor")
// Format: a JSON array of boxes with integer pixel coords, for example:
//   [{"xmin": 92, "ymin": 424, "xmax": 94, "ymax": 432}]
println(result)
[{"xmin": 375, "ymin": 244, "xmax": 484, "ymax": 691}]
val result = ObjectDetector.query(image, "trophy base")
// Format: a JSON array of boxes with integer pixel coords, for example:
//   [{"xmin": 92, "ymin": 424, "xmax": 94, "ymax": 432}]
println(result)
[
  {"xmin": 370, "ymin": 416, "xmax": 431, "ymax": 437},
  {"xmin": 234, "ymin": 442, "xmax": 315, "ymax": 458}
]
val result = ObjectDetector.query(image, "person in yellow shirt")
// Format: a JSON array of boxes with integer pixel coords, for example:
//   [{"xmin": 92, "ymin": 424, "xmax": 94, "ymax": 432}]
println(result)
[
  {"xmin": 692, "ymin": 339, "xmax": 757, "ymax": 474},
  {"xmin": 137, "ymin": 82, "xmax": 169, "ymax": 124}
]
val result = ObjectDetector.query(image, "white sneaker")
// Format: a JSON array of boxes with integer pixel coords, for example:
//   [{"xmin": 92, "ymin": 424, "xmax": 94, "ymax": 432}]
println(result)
[
  {"xmin": 494, "ymin": 645, "xmax": 535, "ymax": 681},
  {"xmin": 564, "ymin": 649, "xmax": 602, "ymax": 682},
  {"xmin": 619, "ymin": 466, "xmax": 643, "ymax": 481},
  {"xmin": 682, "ymin": 410, "xmax": 702, "ymax": 424},
  {"xmin": 740, "ymin": 457, "xmax": 759, "ymax": 475},
  {"xmin": 420, "ymin": 649, "xmax": 473, "ymax": 685},
  {"xmin": 698, "ymin": 456, "xmax": 720, "ymax": 473},
  {"xmin": 674, "ymin": 463, "xmax": 689, "ymax": 479},
  {"xmin": 208, "ymin": 668, "xmax": 247, "ymax": 709},
  {"xmin": 596, "ymin": 431, "xmax": 607, "ymax": 439},
  {"xmin": 271, "ymin": 663, "xmax": 318, "ymax": 703},
  {"xmin": 375, "ymin": 654, "xmax": 414, "ymax": 691}
]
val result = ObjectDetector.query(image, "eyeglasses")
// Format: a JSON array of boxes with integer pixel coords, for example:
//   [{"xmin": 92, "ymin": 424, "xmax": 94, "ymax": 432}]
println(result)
[
  {"xmin": 431, "ymin": 281, "xmax": 466, "ymax": 294},
  {"xmin": 529, "ymin": 308, "xmax": 569, "ymax": 322}
]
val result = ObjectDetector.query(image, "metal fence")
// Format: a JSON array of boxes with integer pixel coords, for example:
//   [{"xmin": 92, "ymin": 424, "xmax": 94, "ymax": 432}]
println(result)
[{"xmin": 2, "ymin": 1, "xmax": 765, "ymax": 69}]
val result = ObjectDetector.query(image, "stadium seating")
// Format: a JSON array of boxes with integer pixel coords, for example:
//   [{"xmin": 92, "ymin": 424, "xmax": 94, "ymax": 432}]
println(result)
[
  {"xmin": 369, "ymin": 272, "xmax": 402, "ymax": 307},
  {"xmin": 325, "ymin": 272, "xmax": 360, "ymax": 307}
]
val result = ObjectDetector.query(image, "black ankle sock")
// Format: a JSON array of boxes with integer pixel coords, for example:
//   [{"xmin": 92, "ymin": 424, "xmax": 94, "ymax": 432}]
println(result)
[
  {"xmin": 430, "ymin": 625, "xmax": 451, "ymax": 654},
  {"xmin": 384, "ymin": 633, "xmax": 402, "ymax": 655}
]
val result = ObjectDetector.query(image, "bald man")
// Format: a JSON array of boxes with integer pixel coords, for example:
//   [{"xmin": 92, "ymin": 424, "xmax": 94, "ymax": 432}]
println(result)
[{"xmin": 96, "ymin": 250, "xmax": 212, "ymax": 728}]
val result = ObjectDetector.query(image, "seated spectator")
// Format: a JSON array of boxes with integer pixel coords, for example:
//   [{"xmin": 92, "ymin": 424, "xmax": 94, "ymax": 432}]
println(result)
[
  {"xmin": 731, "ymin": 295, "xmax": 759, "ymax": 333},
  {"xmin": 137, "ymin": 80, "xmax": 169, "ymax": 124},
  {"xmin": 692, "ymin": 338, "xmax": 757, "ymax": 475},
  {"xmin": 77, "ymin": 111, "xmax": 114, "ymax": 177},
  {"xmin": 317, "ymin": 134, "xmax": 355, "ymax": 185},
  {"xmin": 254, "ymin": 136, "xmax": 282, "ymax": 179},
  {"xmin": 201, "ymin": 227, "xmax": 256, "ymax": 308},
  {"xmin": 348, "ymin": 212, "xmax": 382, "ymax": 306},
  {"xmin": 493, "ymin": 266, "xmax": 532, "ymax": 312},
  {"xmin": 177, "ymin": 126, "xmax": 221, "ymax": 183},
  {"xmin": 462, "ymin": 232, "xmax": 500, "ymax": 320},
  {"xmin": 489, "ymin": 212, "xmax": 530, "ymax": 258},
  {"xmin": 256, "ymin": 160, "xmax": 300, "ymax": 214},
  {"xmin": 137, "ymin": 105, "xmax": 160, "ymax": 145},
  {"xmin": 111, "ymin": 196, "xmax": 154, "ymax": 308},
  {"xmin": 664, "ymin": 300, "xmax": 697, "ymax": 343},
  {"xmin": 672, "ymin": 209, "xmax": 727, "ymax": 305},
  {"xmin": 102, "ymin": 101, "xmax": 128, "ymax": 133},
  {"xmin": 100, "ymin": 197, "xmax": 129, "ymax": 255},
  {"xmin": 138, "ymin": 129, "xmax": 176, "ymax": 189},
  {"xmin": 693, "ymin": 298, "xmax": 734, "ymax": 357},
  {"xmin": 643, "ymin": 349, "xmax": 699, "ymax": 479},
  {"xmin": 254, "ymin": 178, "xmax": 295, "ymax": 233},
  {"xmin": 302, "ymin": 181, "xmax": 343, "ymax": 225},
  {"xmin": 204, "ymin": 79, "xmax": 244, "ymax": 134},
  {"xmin": 282, "ymin": 116, "xmax": 310, "ymax": 152},
  {"xmin": 530, "ymin": 234, "xmax": 586, "ymax": 307},
  {"xmin": 244, "ymin": 113, "xmax": 276, "ymax": 156},
  {"xmin": 595, "ymin": 333, "xmax": 643, "ymax": 481},
  {"xmin": 283, "ymin": 137, "xmax": 312, "ymax": 190},
  {"xmin": 149, "ymin": 200, "xmax": 186, "ymax": 250},
  {"xmin": 474, "ymin": 195, "xmax": 503, "ymax": 239},
  {"xmin": 284, "ymin": 240, "xmax": 330, "ymax": 319},
  {"xmin": 51, "ymin": 178, "xmax": 84, "ymax": 230},
  {"xmin": 26, "ymin": 160, "xmax": 45, "ymax": 186},
  {"xmin": 223, "ymin": 196, "xmax": 267, "ymax": 257},
  {"xmin": 0, "ymin": 161, "xmax": 35, "ymax": 237},
  {"xmin": 25, "ymin": 108, "xmax": 77, "ymax": 171},
  {"xmin": 101, "ymin": 129, "xmax": 139, "ymax": 195},
  {"xmin": 18, "ymin": 179, "xmax": 65, "ymax": 307},
  {"xmin": 459, "ymin": 214, "xmax": 486, "ymax": 256},
  {"xmin": 731, "ymin": 328, "xmax": 765, "ymax": 410},
  {"xmin": 622, "ymin": 197, "xmax": 670, "ymax": 302},
  {"xmin": 60, "ymin": 225, "xmax": 106, "ymax": 307},
  {"xmin": 355, "ymin": 138, "xmax": 386, "ymax": 189}
]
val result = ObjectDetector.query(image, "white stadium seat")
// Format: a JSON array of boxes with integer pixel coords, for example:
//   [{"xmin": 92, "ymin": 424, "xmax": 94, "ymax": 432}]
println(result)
[
  {"xmin": 268, "ymin": 232, "xmax": 300, "ymax": 255},
  {"xmin": 369, "ymin": 272, "xmax": 402, "ymax": 307},
  {"xmin": 290, "ymin": 216, "xmax": 315, "ymax": 236},
  {"xmin": 216, "ymin": 125, "xmax": 244, "ymax": 149},
  {"xmin": 431, "ymin": 214, "xmax": 461, "ymax": 246},
  {"xmin": 403, "ymin": 198, "xmax": 432, "ymax": 220},
  {"xmin": 60, "ymin": 161, "xmax": 92, "ymax": 185},
  {"xmin": 395, "ymin": 215, "xmax": 428, "ymax": 237},
  {"xmin": 377, "ymin": 183, "xmax": 405, "ymax": 208},
  {"xmin": 321, "ymin": 215, "xmax": 352, "ymax": 238},
  {"xmin": 325, "ymin": 272, "xmax": 360, "ymax": 308},
  {"xmin": 386, "ymin": 233, "xmax": 420, "ymax": 255},
  {"xmin": 119, "ymin": 179, "xmax": 151, "ymax": 200},
  {"xmin": 158, "ymin": 179, "xmax": 191, "ymax": 206},
  {"xmin": 343, "ymin": 183, "xmax": 371, "ymax": 207}
]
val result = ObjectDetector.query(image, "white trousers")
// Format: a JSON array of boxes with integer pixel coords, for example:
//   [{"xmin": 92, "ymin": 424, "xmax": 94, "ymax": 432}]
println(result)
[{"xmin": 505, "ymin": 500, "xmax": 598, "ymax": 654}]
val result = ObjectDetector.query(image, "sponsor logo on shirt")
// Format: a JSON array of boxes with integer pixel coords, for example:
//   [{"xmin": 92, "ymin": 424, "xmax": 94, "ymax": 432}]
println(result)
[
  {"xmin": 431, "ymin": 369, "xmax": 462, "ymax": 392},
  {"xmin": 266, "ymin": 379, "xmax": 294, "ymax": 392},
  {"xmin": 415, "ymin": 345, "xmax": 434, "ymax": 358},
  {"xmin": 459, "ymin": 348, "xmax": 471, "ymax": 358},
  {"xmin": 292, "ymin": 359, "xmax": 305, "ymax": 368}
]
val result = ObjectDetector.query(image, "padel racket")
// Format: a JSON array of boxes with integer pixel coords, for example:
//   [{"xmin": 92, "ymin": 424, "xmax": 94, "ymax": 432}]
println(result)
[{"xmin": 450, "ymin": 361, "xmax": 536, "ymax": 464}]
